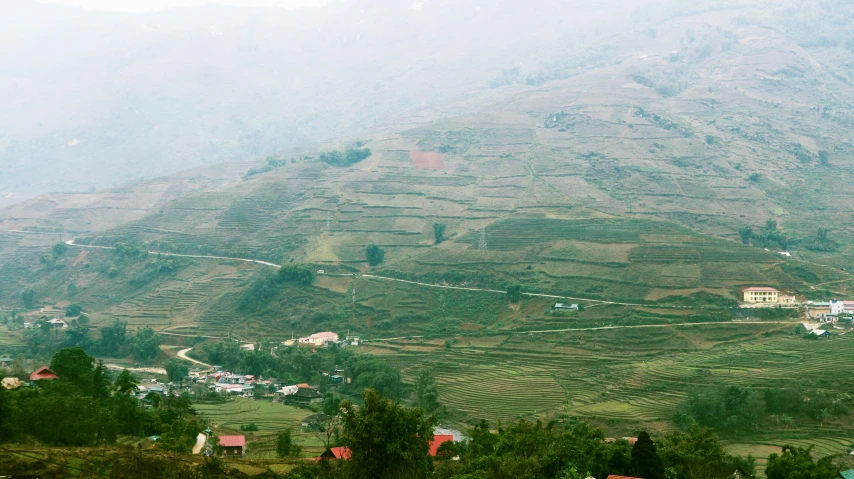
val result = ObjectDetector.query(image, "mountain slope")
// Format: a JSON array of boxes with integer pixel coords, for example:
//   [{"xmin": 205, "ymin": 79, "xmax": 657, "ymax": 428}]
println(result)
[{"xmin": 2, "ymin": 0, "xmax": 854, "ymax": 338}]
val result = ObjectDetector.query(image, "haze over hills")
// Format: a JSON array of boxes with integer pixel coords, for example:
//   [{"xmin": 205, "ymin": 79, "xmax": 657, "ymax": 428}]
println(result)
[
  {"xmin": 6, "ymin": 2, "xmax": 854, "ymax": 468},
  {"xmin": 0, "ymin": 0, "xmax": 645, "ymax": 207}
]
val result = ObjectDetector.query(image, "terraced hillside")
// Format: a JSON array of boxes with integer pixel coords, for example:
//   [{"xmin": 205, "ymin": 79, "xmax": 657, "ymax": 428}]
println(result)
[{"xmin": 363, "ymin": 324, "xmax": 854, "ymax": 457}]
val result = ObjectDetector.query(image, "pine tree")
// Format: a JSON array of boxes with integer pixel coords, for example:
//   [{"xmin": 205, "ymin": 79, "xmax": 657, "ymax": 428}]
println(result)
[{"xmin": 631, "ymin": 431, "xmax": 665, "ymax": 479}]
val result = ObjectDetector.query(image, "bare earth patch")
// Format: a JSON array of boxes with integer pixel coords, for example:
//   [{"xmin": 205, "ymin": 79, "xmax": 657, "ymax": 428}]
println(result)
[{"xmin": 410, "ymin": 151, "xmax": 445, "ymax": 169}]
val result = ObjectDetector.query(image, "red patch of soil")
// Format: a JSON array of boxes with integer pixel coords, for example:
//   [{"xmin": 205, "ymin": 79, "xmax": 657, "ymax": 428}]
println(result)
[{"xmin": 410, "ymin": 151, "xmax": 445, "ymax": 170}]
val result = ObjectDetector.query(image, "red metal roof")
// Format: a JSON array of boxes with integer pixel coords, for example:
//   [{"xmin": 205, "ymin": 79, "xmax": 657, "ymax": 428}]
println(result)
[
  {"xmin": 218, "ymin": 435, "xmax": 246, "ymax": 448},
  {"xmin": 315, "ymin": 435, "xmax": 453, "ymax": 461},
  {"xmin": 30, "ymin": 366, "xmax": 58, "ymax": 381},
  {"xmin": 329, "ymin": 447, "xmax": 351, "ymax": 459},
  {"xmin": 428, "ymin": 435, "xmax": 454, "ymax": 456}
]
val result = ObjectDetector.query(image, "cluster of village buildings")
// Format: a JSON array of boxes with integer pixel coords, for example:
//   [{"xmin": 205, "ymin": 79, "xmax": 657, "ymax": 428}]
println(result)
[{"xmin": 742, "ymin": 287, "xmax": 854, "ymax": 327}]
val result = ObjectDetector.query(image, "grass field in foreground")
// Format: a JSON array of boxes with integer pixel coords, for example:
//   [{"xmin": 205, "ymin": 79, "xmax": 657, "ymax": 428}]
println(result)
[{"xmin": 194, "ymin": 398, "xmax": 325, "ymax": 459}]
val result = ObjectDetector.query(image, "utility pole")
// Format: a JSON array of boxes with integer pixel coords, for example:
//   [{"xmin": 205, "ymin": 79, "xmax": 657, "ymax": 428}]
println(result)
[{"xmin": 325, "ymin": 211, "xmax": 331, "ymax": 235}]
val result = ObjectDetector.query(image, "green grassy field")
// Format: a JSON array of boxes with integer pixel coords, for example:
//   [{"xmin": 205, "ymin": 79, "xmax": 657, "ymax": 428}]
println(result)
[
  {"xmin": 194, "ymin": 399, "xmax": 326, "ymax": 459},
  {"xmin": 364, "ymin": 323, "xmax": 854, "ymax": 462}
]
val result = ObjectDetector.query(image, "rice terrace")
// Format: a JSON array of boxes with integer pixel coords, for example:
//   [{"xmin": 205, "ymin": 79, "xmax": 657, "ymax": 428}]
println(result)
[{"xmin": 3, "ymin": 0, "xmax": 854, "ymax": 477}]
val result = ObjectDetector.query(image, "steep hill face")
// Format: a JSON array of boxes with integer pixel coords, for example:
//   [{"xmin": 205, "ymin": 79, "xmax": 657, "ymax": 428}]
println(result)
[{"xmin": 2, "ymin": 1, "xmax": 854, "ymax": 338}]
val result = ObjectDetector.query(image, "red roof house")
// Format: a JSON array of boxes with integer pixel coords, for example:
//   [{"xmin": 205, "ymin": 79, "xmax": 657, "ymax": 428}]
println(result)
[
  {"xmin": 218, "ymin": 435, "xmax": 246, "ymax": 456},
  {"xmin": 30, "ymin": 366, "xmax": 58, "ymax": 381},
  {"xmin": 315, "ymin": 435, "xmax": 453, "ymax": 461},
  {"xmin": 428, "ymin": 435, "xmax": 454, "ymax": 456},
  {"xmin": 319, "ymin": 446, "xmax": 352, "ymax": 460}
]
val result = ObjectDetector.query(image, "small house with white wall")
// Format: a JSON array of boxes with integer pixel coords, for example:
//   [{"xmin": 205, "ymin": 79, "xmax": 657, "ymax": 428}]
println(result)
[{"xmin": 298, "ymin": 332, "xmax": 339, "ymax": 347}]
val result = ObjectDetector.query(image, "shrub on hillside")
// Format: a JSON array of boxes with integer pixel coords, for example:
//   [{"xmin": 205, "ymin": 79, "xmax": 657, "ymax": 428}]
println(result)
[{"xmin": 320, "ymin": 147, "xmax": 371, "ymax": 167}]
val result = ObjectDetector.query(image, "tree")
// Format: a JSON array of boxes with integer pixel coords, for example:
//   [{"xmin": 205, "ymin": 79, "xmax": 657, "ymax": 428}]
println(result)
[
  {"xmin": 50, "ymin": 346, "xmax": 106, "ymax": 395},
  {"xmin": 165, "ymin": 359, "xmax": 189, "ymax": 385},
  {"xmin": 99, "ymin": 319, "xmax": 127, "ymax": 356},
  {"xmin": 749, "ymin": 173, "xmax": 761, "ymax": 183},
  {"xmin": 818, "ymin": 150, "xmax": 829, "ymax": 166},
  {"xmin": 765, "ymin": 445, "xmax": 837, "ymax": 479},
  {"xmin": 506, "ymin": 284, "xmax": 523, "ymax": 303},
  {"xmin": 414, "ymin": 369, "xmax": 439, "ymax": 412},
  {"xmin": 631, "ymin": 431, "xmax": 665, "ymax": 479},
  {"xmin": 114, "ymin": 369, "xmax": 139, "ymax": 395},
  {"xmin": 433, "ymin": 223, "xmax": 446, "ymax": 244},
  {"xmin": 764, "ymin": 219, "xmax": 777, "ymax": 231},
  {"xmin": 340, "ymin": 389, "xmax": 436, "ymax": 479},
  {"xmin": 21, "ymin": 289, "xmax": 36, "ymax": 309},
  {"xmin": 0, "ymin": 386, "xmax": 10, "ymax": 443},
  {"xmin": 738, "ymin": 226, "xmax": 753, "ymax": 245},
  {"xmin": 276, "ymin": 429, "xmax": 302, "ymax": 458},
  {"xmin": 130, "ymin": 327, "xmax": 163, "ymax": 362},
  {"xmin": 365, "ymin": 244, "xmax": 385, "ymax": 266},
  {"xmin": 65, "ymin": 304, "xmax": 83, "ymax": 317},
  {"xmin": 278, "ymin": 264, "xmax": 314, "ymax": 285},
  {"xmin": 658, "ymin": 426, "xmax": 751, "ymax": 479}
]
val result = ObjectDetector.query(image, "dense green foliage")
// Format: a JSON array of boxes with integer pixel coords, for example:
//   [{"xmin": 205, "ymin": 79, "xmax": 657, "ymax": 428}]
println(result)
[
  {"xmin": 1, "ymin": 348, "xmax": 202, "ymax": 448},
  {"xmin": 320, "ymin": 148, "xmax": 372, "ymax": 167},
  {"xmin": 200, "ymin": 342, "xmax": 405, "ymax": 399},
  {"xmin": 765, "ymin": 445, "xmax": 838, "ymax": 479},
  {"xmin": 165, "ymin": 358, "xmax": 190, "ymax": 384},
  {"xmin": 677, "ymin": 384, "xmax": 852, "ymax": 433},
  {"xmin": 276, "ymin": 429, "xmax": 302, "ymax": 458},
  {"xmin": 631, "ymin": 431, "xmax": 665, "ymax": 479},
  {"xmin": 22, "ymin": 318, "xmax": 163, "ymax": 363},
  {"xmin": 365, "ymin": 244, "xmax": 385, "ymax": 266},
  {"xmin": 414, "ymin": 369, "xmax": 439, "ymax": 412},
  {"xmin": 238, "ymin": 264, "xmax": 315, "ymax": 313},
  {"xmin": 340, "ymin": 389, "xmax": 436, "ymax": 479},
  {"xmin": 506, "ymin": 284, "xmax": 523, "ymax": 303}
]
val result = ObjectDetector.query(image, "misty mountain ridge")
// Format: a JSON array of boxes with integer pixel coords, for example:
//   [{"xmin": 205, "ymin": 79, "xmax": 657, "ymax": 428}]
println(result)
[{"xmin": 0, "ymin": 0, "xmax": 644, "ymax": 207}]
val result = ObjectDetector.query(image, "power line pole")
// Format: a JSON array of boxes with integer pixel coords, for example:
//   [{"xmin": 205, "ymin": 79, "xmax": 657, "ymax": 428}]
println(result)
[
  {"xmin": 326, "ymin": 211, "xmax": 331, "ymax": 234},
  {"xmin": 478, "ymin": 226, "xmax": 487, "ymax": 253}
]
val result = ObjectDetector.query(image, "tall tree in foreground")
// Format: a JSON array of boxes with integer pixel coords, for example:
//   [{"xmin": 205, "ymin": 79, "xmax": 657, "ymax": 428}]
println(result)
[
  {"xmin": 631, "ymin": 431, "xmax": 665, "ymax": 479},
  {"xmin": 414, "ymin": 368, "xmax": 439, "ymax": 412},
  {"xmin": 340, "ymin": 389, "xmax": 436, "ymax": 479},
  {"xmin": 765, "ymin": 445, "xmax": 837, "ymax": 479}
]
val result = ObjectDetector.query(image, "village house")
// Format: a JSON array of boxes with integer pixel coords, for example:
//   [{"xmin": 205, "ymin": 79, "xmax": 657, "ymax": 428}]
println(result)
[
  {"xmin": 314, "ymin": 435, "xmax": 454, "ymax": 461},
  {"xmin": 286, "ymin": 385, "xmax": 323, "ymax": 407},
  {"xmin": 47, "ymin": 318, "xmax": 68, "ymax": 329},
  {"xmin": 301, "ymin": 413, "xmax": 331, "ymax": 430},
  {"xmin": 218, "ymin": 435, "xmax": 246, "ymax": 456},
  {"xmin": 811, "ymin": 329, "xmax": 832, "ymax": 338},
  {"xmin": 30, "ymin": 366, "xmax": 58, "ymax": 381},
  {"xmin": 778, "ymin": 295, "xmax": 797, "ymax": 305},
  {"xmin": 808, "ymin": 302, "xmax": 833, "ymax": 321},
  {"xmin": 0, "ymin": 357, "xmax": 13, "ymax": 367},
  {"xmin": 742, "ymin": 287, "xmax": 779, "ymax": 303},
  {"xmin": 298, "ymin": 331, "xmax": 339, "ymax": 347},
  {"xmin": 554, "ymin": 303, "xmax": 579, "ymax": 311}
]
